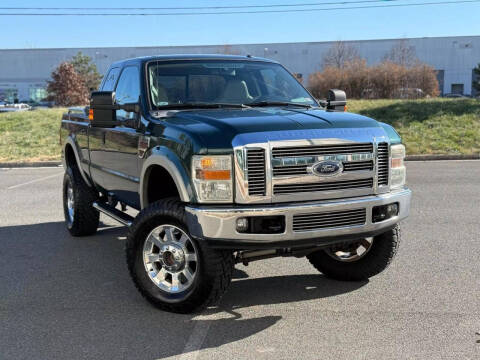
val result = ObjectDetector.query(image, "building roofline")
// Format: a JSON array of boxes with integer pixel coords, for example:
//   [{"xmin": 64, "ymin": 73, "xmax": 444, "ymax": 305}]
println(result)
[
  {"xmin": 109, "ymin": 54, "xmax": 276, "ymax": 66},
  {"xmin": 1, "ymin": 35, "xmax": 479, "ymax": 52}
]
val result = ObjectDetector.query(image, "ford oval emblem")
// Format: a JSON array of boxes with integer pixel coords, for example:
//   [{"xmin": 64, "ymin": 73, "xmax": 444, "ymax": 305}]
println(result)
[{"xmin": 312, "ymin": 160, "xmax": 343, "ymax": 177}]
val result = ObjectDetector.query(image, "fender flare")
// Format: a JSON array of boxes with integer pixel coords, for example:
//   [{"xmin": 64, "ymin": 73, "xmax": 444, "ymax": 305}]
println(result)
[
  {"xmin": 63, "ymin": 136, "xmax": 92, "ymax": 187},
  {"xmin": 140, "ymin": 147, "xmax": 194, "ymax": 208}
]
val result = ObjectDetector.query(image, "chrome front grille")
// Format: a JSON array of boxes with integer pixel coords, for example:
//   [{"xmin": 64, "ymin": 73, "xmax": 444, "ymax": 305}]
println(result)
[
  {"xmin": 274, "ymin": 178, "xmax": 374, "ymax": 195},
  {"xmin": 377, "ymin": 143, "xmax": 389, "ymax": 186},
  {"xmin": 272, "ymin": 143, "xmax": 373, "ymax": 158},
  {"xmin": 246, "ymin": 149, "xmax": 266, "ymax": 196},
  {"xmin": 271, "ymin": 142, "xmax": 376, "ymax": 198},
  {"xmin": 293, "ymin": 208, "xmax": 367, "ymax": 232},
  {"xmin": 235, "ymin": 134, "xmax": 390, "ymax": 204}
]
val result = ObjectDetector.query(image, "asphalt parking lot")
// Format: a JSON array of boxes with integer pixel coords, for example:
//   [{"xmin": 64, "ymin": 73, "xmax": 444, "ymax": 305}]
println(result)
[{"xmin": 0, "ymin": 161, "xmax": 479, "ymax": 360}]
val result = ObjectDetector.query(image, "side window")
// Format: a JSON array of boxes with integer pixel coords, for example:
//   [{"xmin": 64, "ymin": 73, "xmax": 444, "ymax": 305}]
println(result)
[
  {"xmin": 101, "ymin": 67, "xmax": 120, "ymax": 91},
  {"xmin": 115, "ymin": 66, "xmax": 140, "ymax": 120}
]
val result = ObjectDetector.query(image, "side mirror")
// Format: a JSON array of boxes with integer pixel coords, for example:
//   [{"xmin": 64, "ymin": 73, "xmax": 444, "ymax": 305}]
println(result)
[
  {"xmin": 326, "ymin": 89, "xmax": 347, "ymax": 112},
  {"xmin": 121, "ymin": 102, "xmax": 141, "ymax": 113},
  {"xmin": 89, "ymin": 91, "xmax": 117, "ymax": 127}
]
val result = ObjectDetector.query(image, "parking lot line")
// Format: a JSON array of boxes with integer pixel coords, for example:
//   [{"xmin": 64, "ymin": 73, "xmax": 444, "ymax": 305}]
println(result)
[
  {"xmin": 177, "ymin": 320, "xmax": 212, "ymax": 360},
  {"xmin": 7, "ymin": 172, "xmax": 63, "ymax": 190}
]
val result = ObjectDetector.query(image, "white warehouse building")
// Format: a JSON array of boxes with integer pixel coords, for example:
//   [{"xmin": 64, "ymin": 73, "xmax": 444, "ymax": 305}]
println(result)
[{"xmin": 0, "ymin": 35, "xmax": 479, "ymax": 103}]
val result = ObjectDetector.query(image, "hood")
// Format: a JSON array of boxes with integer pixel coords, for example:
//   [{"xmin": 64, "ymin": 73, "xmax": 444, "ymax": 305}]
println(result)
[{"xmin": 161, "ymin": 107, "xmax": 385, "ymax": 151}]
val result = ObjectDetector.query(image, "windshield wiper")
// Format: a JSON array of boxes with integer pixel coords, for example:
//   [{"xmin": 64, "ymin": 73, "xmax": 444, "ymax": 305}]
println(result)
[
  {"xmin": 247, "ymin": 101, "xmax": 313, "ymax": 109},
  {"xmin": 156, "ymin": 102, "xmax": 250, "ymax": 110}
]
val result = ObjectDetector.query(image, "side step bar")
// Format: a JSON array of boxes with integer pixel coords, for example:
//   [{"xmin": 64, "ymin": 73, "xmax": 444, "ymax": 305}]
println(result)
[{"xmin": 93, "ymin": 202, "xmax": 134, "ymax": 227}]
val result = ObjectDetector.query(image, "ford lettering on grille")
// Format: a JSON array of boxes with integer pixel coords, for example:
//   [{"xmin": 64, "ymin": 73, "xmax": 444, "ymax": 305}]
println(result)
[{"xmin": 311, "ymin": 160, "xmax": 343, "ymax": 177}]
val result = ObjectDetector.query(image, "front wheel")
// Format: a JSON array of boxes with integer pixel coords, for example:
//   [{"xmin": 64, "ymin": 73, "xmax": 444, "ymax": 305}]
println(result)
[
  {"xmin": 307, "ymin": 225, "xmax": 401, "ymax": 281},
  {"xmin": 126, "ymin": 199, "xmax": 234, "ymax": 313}
]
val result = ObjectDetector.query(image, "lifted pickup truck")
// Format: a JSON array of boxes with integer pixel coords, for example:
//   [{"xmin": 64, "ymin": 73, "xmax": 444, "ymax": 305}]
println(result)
[{"xmin": 60, "ymin": 55, "xmax": 411, "ymax": 313}]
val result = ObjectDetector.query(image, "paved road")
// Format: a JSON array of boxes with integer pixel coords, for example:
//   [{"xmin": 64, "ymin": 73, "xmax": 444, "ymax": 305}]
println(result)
[{"xmin": 1, "ymin": 162, "xmax": 479, "ymax": 360}]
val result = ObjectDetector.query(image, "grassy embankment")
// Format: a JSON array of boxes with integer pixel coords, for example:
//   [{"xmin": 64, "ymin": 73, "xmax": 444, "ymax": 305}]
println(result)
[
  {"xmin": 0, "ymin": 99, "xmax": 479, "ymax": 163},
  {"xmin": 0, "ymin": 108, "xmax": 66, "ymax": 162}
]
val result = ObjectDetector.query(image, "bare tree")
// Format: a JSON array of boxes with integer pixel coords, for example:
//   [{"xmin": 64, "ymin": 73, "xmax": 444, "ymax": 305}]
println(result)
[
  {"xmin": 383, "ymin": 39, "xmax": 418, "ymax": 68},
  {"xmin": 321, "ymin": 41, "xmax": 360, "ymax": 69}
]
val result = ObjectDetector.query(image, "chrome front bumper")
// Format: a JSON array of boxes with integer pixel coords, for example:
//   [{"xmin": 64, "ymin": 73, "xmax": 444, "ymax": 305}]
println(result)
[{"xmin": 185, "ymin": 188, "xmax": 411, "ymax": 246}]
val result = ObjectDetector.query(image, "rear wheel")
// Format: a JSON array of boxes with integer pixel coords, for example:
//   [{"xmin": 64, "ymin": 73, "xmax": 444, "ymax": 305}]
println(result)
[
  {"xmin": 62, "ymin": 166, "xmax": 99, "ymax": 236},
  {"xmin": 307, "ymin": 226, "xmax": 401, "ymax": 281},
  {"xmin": 126, "ymin": 199, "xmax": 234, "ymax": 313}
]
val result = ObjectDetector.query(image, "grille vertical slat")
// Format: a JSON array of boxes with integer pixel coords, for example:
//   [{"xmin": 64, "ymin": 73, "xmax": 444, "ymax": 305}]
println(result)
[
  {"xmin": 247, "ymin": 149, "xmax": 266, "ymax": 196},
  {"xmin": 377, "ymin": 143, "xmax": 389, "ymax": 186}
]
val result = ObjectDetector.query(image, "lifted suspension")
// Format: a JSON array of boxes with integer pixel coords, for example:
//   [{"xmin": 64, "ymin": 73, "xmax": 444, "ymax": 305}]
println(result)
[{"xmin": 235, "ymin": 247, "xmax": 320, "ymax": 266}]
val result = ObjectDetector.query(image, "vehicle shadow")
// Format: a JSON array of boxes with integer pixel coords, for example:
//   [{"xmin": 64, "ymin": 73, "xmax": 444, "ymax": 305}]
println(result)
[{"xmin": 0, "ymin": 221, "xmax": 367, "ymax": 360}]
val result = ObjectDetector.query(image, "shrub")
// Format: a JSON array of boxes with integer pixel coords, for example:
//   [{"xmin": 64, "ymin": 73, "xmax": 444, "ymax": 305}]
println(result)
[
  {"xmin": 309, "ymin": 39, "xmax": 440, "ymax": 99},
  {"xmin": 309, "ymin": 60, "xmax": 439, "ymax": 99}
]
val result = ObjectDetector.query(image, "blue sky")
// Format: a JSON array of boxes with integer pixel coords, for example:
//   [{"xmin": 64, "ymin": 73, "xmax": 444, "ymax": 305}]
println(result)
[{"xmin": 1, "ymin": 0, "xmax": 479, "ymax": 49}]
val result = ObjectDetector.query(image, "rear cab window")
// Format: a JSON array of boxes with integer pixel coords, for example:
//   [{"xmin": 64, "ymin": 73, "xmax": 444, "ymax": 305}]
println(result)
[{"xmin": 101, "ymin": 67, "xmax": 121, "ymax": 91}]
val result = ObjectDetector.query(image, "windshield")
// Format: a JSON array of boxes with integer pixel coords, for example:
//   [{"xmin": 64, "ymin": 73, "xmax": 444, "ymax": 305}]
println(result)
[{"xmin": 147, "ymin": 60, "xmax": 316, "ymax": 109}]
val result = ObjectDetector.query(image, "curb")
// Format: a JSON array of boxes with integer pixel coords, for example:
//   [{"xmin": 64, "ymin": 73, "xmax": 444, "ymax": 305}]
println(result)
[
  {"xmin": 405, "ymin": 154, "xmax": 480, "ymax": 161},
  {"xmin": 0, "ymin": 161, "xmax": 62, "ymax": 168}
]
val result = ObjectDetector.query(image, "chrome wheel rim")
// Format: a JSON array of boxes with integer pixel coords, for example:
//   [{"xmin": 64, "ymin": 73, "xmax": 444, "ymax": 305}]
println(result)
[
  {"xmin": 326, "ymin": 237, "xmax": 374, "ymax": 262},
  {"xmin": 66, "ymin": 183, "xmax": 74, "ymax": 223},
  {"xmin": 143, "ymin": 224, "xmax": 198, "ymax": 294}
]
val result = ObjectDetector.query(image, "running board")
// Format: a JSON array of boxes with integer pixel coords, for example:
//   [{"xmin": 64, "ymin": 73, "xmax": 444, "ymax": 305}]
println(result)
[{"xmin": 93, "ymin": 202, "xmax": 134, "ymax": 227}]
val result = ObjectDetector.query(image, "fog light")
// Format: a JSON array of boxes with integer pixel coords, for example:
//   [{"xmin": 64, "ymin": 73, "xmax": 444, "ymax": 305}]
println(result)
[
  {"xmin": 386, "ymin": 203, "xmax": 399, "ymax": 217},
  {"xmin": 372, "ymin": 203, "xmax": 399, "ymax": 223},
  {"xmin": 236, "ymin": 218, "xmax": 249, "ymax": 233}
]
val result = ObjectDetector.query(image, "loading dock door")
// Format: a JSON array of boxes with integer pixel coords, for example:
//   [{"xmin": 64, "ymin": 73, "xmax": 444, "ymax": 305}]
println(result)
[{"xmin": 451, "ymin": 84, "xmax": 464, "ymax": 95}]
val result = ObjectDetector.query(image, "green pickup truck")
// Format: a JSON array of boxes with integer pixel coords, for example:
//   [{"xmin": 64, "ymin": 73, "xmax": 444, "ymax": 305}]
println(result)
[{"xmin": 60, "ymin": 55, "xmax": 411, "ymax": 313}]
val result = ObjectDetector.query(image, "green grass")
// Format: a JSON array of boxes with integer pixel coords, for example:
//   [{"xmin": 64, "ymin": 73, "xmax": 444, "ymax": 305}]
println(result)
[
  {"xmin": 0, "ymin": 108, "xmax": 65, "ymax": 162},
  {"xmin": 0, "ymin": 99, "xmax": 479, "ymax": 162}
]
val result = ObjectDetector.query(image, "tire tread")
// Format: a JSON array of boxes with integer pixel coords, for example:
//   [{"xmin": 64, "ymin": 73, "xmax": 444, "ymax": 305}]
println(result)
[{"xmin": 63, "ymin": 166, "xmax": 99, "ymax": 236}]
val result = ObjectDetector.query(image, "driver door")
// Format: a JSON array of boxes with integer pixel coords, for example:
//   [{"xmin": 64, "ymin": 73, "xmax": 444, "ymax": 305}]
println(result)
[{"xmin": 101, "ymin": 65, "xmax": 142, "ymax": 208}]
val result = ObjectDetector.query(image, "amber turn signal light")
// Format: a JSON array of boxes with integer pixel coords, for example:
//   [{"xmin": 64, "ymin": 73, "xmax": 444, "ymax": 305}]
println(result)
[
  {"xmin": 195, "ymin": 169, "xmax": 231, "ymax": 180},
  {"xmin": 88, "ymin": 109, "xmax": 94, "ymax": 121},
  {"xmin": 200, "ymin": 157, "xmax": 214, "ymax": 169},
  {"xmin": 391, "ymin": 158, "xmax": 403, "ymax": 168}
]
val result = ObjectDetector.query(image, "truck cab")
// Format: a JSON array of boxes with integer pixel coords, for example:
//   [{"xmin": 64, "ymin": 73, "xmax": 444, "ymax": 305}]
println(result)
[{"xmin": 60, "ymin": 55, "xmax": 411, "ymax": 313}]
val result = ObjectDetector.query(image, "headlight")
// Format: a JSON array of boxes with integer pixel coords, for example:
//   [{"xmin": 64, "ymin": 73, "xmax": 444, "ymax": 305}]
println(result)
[
  {"xmin": 390, "ymin": 144, "xmax": 406, "ymax": 189},
  {"xmin": 192, "ymin": 155, "xmax": 233, "ymax": 202}
]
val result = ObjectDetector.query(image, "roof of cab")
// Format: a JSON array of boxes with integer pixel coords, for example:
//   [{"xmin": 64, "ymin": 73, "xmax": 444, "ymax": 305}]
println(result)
[{"xmin": 109, "ymin": 54, "xmax": 277, "ymax": 68}]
